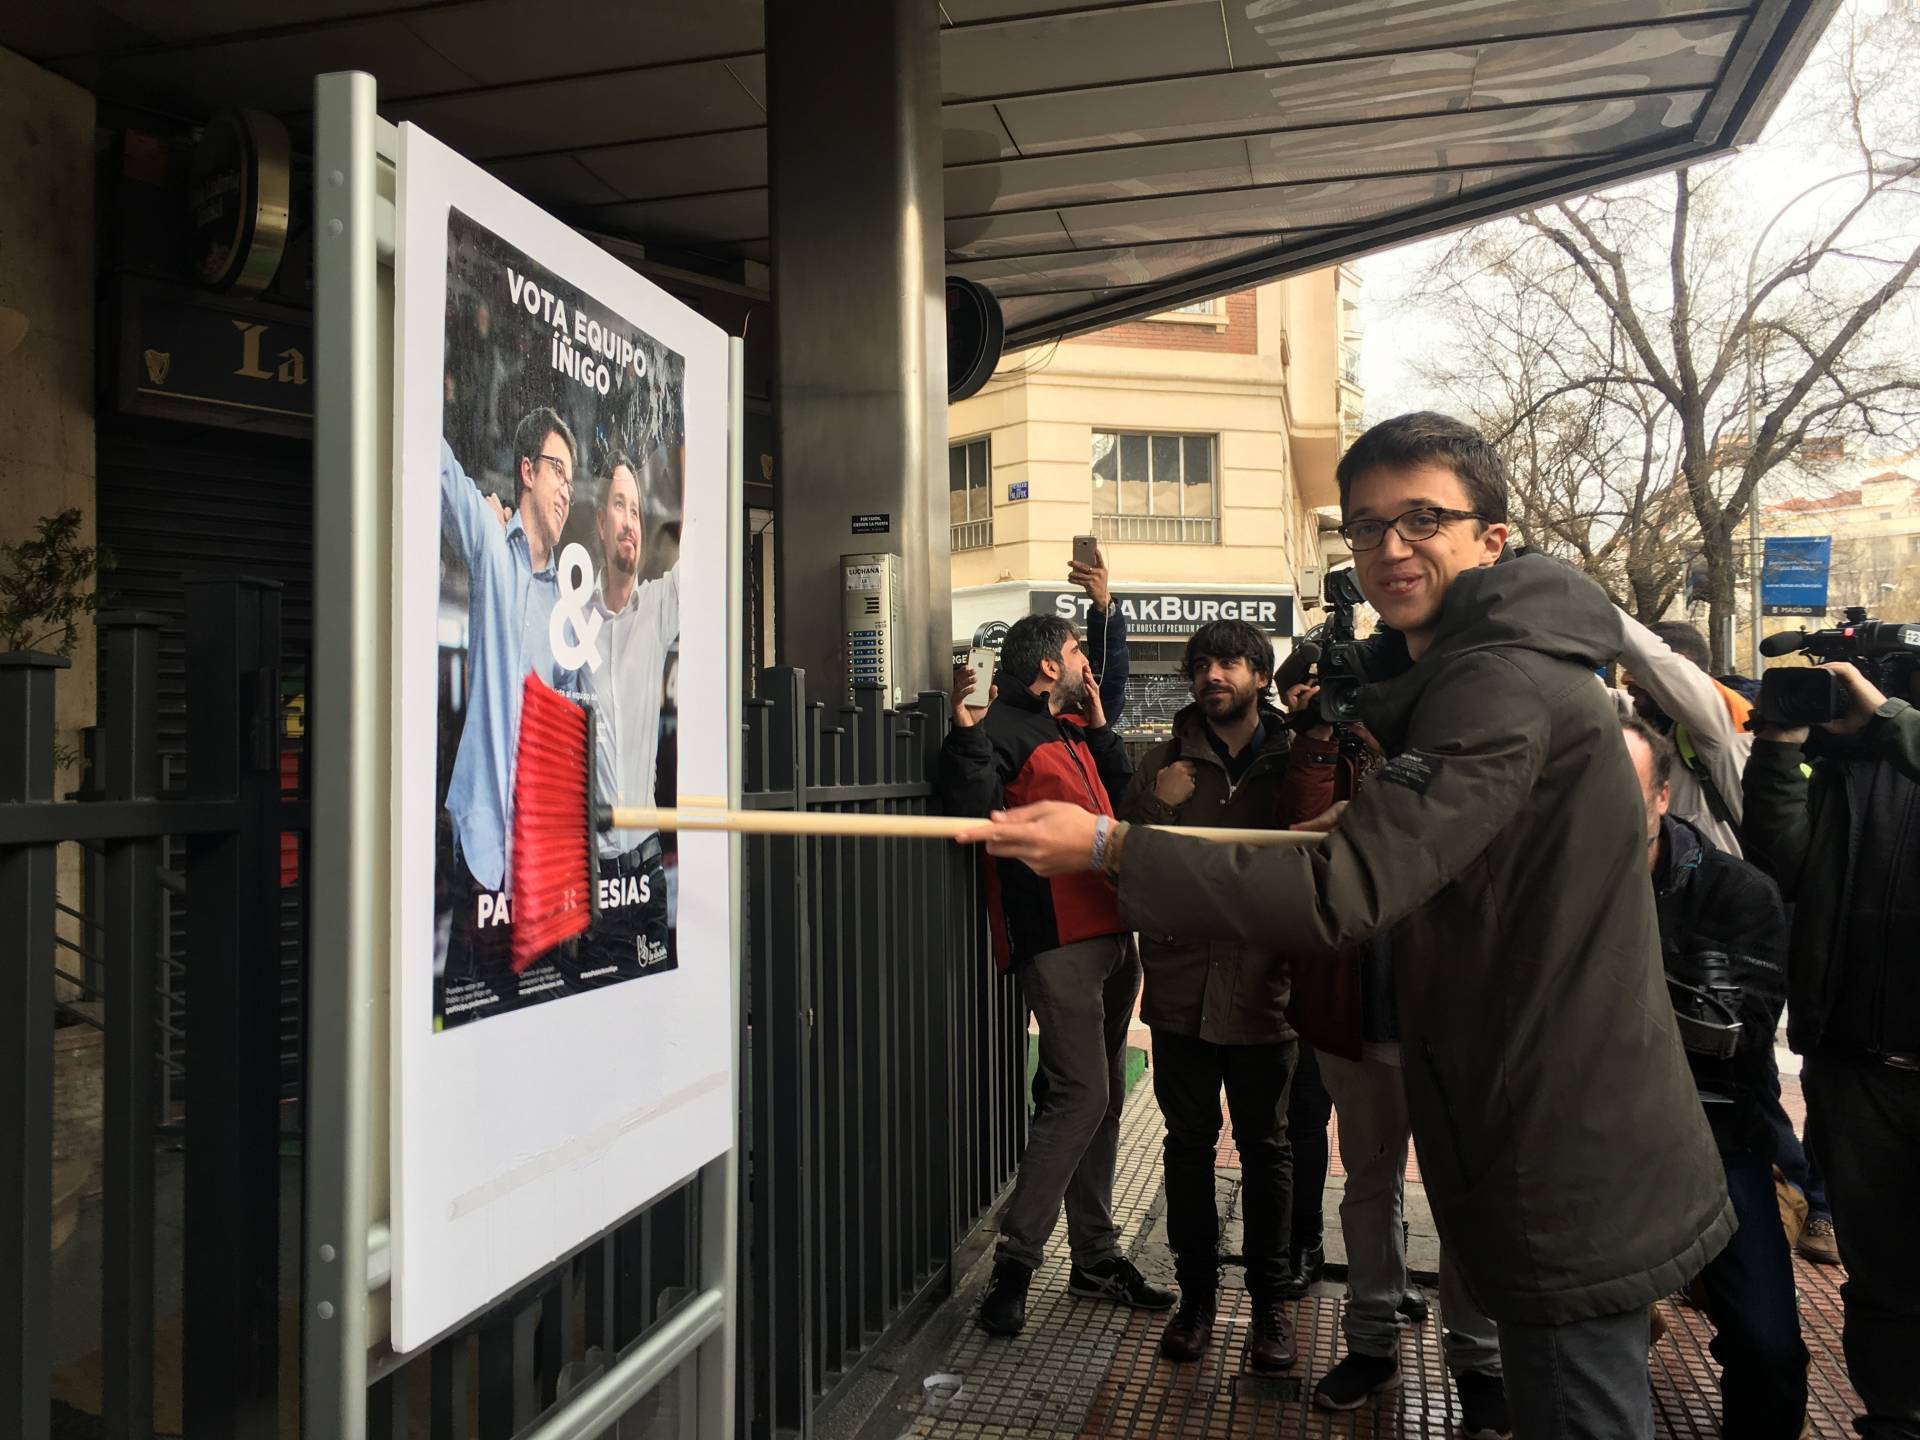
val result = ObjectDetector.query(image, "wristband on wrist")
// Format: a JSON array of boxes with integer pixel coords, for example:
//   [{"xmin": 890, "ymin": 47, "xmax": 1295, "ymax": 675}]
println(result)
[
  {"xmin": 1102, "ymin": 820, "xmax": 1130, "ymax": 880},
  {"xmin": 1091, "ymin": 814, "xmax": 1112, "ymax": 871}
]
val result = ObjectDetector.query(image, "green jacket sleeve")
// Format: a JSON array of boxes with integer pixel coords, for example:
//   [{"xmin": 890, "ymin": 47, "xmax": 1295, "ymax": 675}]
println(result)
[
  {"xmin": 1867, "ymin": 697, "xmax": 1920, "ymax": 782},
  {"xmin": 1115, "ymin": 651, "xmax": 1547, "ymax": 957},
  {"xmin": 1740, "ymin": 737, "xmax": 1814, "ymax": 901}
]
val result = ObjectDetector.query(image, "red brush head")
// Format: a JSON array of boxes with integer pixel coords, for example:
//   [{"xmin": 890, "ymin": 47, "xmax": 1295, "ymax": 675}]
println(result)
[{"xmin": 510, "ymin": 673, "xmax": 594, "ymax": 973}]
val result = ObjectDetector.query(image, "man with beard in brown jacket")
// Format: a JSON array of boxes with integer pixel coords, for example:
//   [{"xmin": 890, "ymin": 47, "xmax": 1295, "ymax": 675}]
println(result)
[
  {"xmin": 1117, "ymin": 618, "xmax": 1300, "ymax": 1374},
  {"xmin": 961, "ymin": 413, "xmax": 1731, "ymax": 1440}
]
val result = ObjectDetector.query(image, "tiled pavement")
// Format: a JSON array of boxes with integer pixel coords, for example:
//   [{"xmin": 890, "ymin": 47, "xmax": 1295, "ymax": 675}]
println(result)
[{"xmin": 897, "ymin": 1075, "xmax": 1862, "ymax": 1440}]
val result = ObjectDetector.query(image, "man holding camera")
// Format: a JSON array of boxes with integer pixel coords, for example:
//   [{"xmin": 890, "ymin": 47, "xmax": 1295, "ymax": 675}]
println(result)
[
  {"xmin": 963, "ymin": 413, "xmax": 1729, "ymax": 1438},
  {"xmin": 1745, "ymin": 656, "xmax": 1920, "ymax": 1439},
  {"xmin": 940, "ymin": 613, "xmax": 1174, "ymax": 1337},
  {"xmin": 1623, "ymin": 715, "xmax": 1808, "ymax": 1439}
]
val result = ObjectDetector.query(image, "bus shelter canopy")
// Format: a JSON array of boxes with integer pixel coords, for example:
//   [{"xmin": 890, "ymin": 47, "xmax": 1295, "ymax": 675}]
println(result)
[{"xmin": 5, "ymin": 0, "xmax": 1836, "ymax": 346}]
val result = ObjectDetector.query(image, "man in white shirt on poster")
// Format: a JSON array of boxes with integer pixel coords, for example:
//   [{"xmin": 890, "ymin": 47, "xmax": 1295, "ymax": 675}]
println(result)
[{"xmin": 578, "ymin": 451, "xmax": 680, "ymax": 980}]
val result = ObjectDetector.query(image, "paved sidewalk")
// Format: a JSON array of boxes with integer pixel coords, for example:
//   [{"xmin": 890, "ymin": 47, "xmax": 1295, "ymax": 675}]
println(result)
[{"xmin": 891, "ymin": 1078, "xmax": 1861, "ymax": 1440}]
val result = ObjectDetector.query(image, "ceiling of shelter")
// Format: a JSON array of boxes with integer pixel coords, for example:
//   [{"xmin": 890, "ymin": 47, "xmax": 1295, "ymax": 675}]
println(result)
[{"xmin": 4, "ymin": 0, "xmax": 1836, "ymax": 347}]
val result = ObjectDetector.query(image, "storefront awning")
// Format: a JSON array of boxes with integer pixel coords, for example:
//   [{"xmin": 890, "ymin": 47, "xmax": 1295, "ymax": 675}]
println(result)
[{"xmin": 7, "ymin": 0, "xmax": 1835, "ymax": 348}]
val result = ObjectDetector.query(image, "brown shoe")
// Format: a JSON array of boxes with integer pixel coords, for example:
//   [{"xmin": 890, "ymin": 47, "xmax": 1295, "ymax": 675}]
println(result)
[
  {"xmin": 1159, "ymin": 1295, "xmax": 1214, "ymax": 1363},
  {"xmin": 1247, "ymin": 1301, "xmax": 1297, "ymax": 1373},
  {"xmin": 1798, "ymin": 1217, "xmax": 1842, "ymax": 1267}
]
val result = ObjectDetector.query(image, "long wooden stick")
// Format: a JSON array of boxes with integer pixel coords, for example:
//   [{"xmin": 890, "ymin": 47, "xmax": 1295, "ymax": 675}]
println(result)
[{"xmin": 605, "ymin": 806, "xmax": 1324, "ymax": 847}]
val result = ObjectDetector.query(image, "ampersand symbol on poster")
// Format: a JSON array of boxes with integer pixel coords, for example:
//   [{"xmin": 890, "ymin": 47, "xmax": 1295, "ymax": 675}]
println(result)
[{"xmin": 549, "ymin": 542, "xmax": 604, "ymax": 672}]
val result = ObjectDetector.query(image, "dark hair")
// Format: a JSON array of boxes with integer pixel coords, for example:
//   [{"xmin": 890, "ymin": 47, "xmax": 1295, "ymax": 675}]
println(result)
[
  {"xmin": 513, "ymin": 407, "xmax": 578, "ymax": 496},
  {"xmin": 1183, "ymin": 620, "xmax": 1274, "ymax": 685},
  {"xmin": 1336, "ymin": 412, "xmax": 1508, "ymax": 525},
  {"xmin": 1649, "ymin": 621, "xmax": 1711, "ymax": 673},
  {"xmin": 1620, "ymin": 714, "xmax": 1674, "ymax": 789},
  {"xmin": 998, "ymin": 614, "xmax": 1076, "ymax": 690}
]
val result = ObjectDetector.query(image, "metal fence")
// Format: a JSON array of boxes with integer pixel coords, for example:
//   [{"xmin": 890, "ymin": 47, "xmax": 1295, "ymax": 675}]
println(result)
[
  {"xmin": 3, "ymin": 617, "xmax": 1025, "ymax": 1439},
  {"xmin": 741, "ymin": 670, "xmax": 1027, "ymax": 1440}
]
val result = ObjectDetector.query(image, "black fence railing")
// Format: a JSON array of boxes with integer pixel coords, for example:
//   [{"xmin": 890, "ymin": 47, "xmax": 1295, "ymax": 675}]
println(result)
[
  {"xmin": 740, "ymin": 671, "xmax": 1027, "ymax": 1440},
  {"xmin": 4, "ymin": 628, "xmax": 1025, "ymax": 1440}
]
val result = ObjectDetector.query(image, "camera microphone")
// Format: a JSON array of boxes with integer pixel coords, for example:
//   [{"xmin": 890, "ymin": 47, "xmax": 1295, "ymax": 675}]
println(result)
[
  {"xmin": 1760, "ymin": 630, "xmax": 1810, "ymax": 658},
  {"xmin": 1275, "ymin": 640, "xmax": 1322, "ymax": 692}
]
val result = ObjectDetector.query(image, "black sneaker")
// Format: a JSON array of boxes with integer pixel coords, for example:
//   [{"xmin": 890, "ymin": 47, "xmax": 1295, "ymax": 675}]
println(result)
[
  {"xmin": 1397, "ymin": 1288, "xmax": 1430, "ymax": 1325},
  {"xmin": 1281, "ymin": 1242, "xmax": 1324, "ymax": 1300},
  {"xmin": 1313, "ymin": 1351, "xmax": 1402, "ymax": 1411},
  {"xmin": 978, "ymin": 1258, "xmax": 1032, "ymax": 1336},
  {"xmin": 1456, "ymin": 1369, "xmax": 1511, "ymax": 1440},
  {"xmin": 1069, "ymin": 1256, "xmax": 1176, "ymax": 1310}
]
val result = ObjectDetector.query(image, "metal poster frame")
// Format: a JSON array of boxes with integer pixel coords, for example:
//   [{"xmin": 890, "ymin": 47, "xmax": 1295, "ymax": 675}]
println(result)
[{"xmin": 308, "ymin": 70, "xmax": 741, "ymax": 1440}]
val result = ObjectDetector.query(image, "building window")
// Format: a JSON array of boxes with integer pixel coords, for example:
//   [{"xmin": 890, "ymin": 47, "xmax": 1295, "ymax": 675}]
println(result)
[
  {"xmin": 949, "ymin": 437, "xmax": 992, "ymax": 552},
  {"xmin": 1148, "ymin": 296, "xmax": 1228, "ymax": 328},
  {"xmin": 1091, "ymin": 431, "xmax": 1218, "ymax": 544}
]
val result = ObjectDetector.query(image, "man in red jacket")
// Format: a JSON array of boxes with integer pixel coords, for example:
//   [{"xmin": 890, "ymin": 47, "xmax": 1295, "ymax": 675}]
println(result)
[{"xmin": 940, "ymin": 614, "xmax": 1175, "ymax": 1336}]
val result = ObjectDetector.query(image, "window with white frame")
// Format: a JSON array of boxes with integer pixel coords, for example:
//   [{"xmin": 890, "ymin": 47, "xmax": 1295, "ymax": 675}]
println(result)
[
  {"xmin": 949, "ymin": 437, "xmax": 992, "ymax": 551},
  {"xmin": 1090, "ymin": 431, "xmax": 1217, "ymax": 543}
]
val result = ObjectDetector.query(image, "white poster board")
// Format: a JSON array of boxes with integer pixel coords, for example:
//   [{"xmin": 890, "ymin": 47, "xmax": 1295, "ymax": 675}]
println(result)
[{"xmin": 390, "ymin": 122, "xmax": 732, "ymax": 1352}]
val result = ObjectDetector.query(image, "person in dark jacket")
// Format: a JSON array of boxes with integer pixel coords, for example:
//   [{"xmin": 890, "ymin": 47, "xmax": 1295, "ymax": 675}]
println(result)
[
  {"xmin": 1744, "ymin": 659, "xmax": 1920, "ymax": 1440},
  {"xmin": 1116, "ymin": 619, "xmax": 1298, "ymax": 1373},
  {"xmin": 963, "ymin": 413, "xmax": 1732, "ymax": 1440},
  {"xmin": 939, "ymin": 613, "xmax": 1173, "ymax": 1336},
  {"xmin": 1624, "ymin": 716, "xmax": 1808, "ymax": 1439}
]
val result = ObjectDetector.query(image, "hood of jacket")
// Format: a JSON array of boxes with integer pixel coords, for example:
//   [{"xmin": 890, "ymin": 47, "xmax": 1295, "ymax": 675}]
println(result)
[{"xmin": 1361, "ymin": 553, "xmax": 1618, "ymax": 753}]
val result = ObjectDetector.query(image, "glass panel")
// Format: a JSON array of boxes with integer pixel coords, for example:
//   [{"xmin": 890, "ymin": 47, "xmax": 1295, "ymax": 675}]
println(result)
[
  {"xmin": 1091, "ymin": 431, "xmax": 1118, "ymax": 515},
  {"xmin": 1151, "ymin": 435, "xmax": 1182, "ymax": 517},
  {"xmin": 1183, "ymin": 435, "xmax": 1215, "ymax": 518},
  {"xmin": 949, "ymin": 444, "xmax": 968, "ymax": 526},
  {"xmin": 968, "ymin": 440, "xmax": 990, "ymax": 522},
  {"xmin": 1119, "ymin": 434, "xmax": 1150, "ymax": 516}
]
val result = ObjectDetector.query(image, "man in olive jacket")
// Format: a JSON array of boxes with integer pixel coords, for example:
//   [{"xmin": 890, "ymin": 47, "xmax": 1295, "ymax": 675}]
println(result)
[
  {"xmin": 964, "ymin": 413, "xmax": 1732, "ymax": 1440},
  {"xmin": 1117, "ymin": 618, "xmax": 1299, "ymax": 1374},
  {"xmin": 1744, "ymin": 660, "xmax": 1920, "ymax": 1439}
]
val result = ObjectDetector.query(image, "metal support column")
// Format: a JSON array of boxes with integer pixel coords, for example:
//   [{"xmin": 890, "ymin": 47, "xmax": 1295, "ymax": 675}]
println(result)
[
  {"xmin": 766, "ymin": 0, "xmax": 951, "ymax": 704},
  {"xmin": 307, "ymin": 69, "xmax": 393, "ymax": 1440},
  {"xmin": 1, "ymin": 652, "xmax": 64, "ymax": 1440}
]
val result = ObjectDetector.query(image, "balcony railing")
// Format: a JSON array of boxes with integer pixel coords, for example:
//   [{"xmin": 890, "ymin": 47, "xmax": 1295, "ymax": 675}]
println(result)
[
  {"xmin": 1093, "ymin": 514, "xmax": 1218, "ymax": 545},
  {"xmin": 951, "ymin": 517, "xmax": 993, "ymax": 552}
]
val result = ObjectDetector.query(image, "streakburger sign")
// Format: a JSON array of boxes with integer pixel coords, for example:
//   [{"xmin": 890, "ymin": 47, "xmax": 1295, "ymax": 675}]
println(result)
[{"xmin": 1033, "ymin": 588, "xmax": 1292, "ymax": 637}]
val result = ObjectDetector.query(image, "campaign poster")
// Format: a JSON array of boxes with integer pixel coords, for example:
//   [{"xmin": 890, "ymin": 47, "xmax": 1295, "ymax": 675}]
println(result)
[
  {"xmin": 392, "ymin": 122, "xmax": 732, "ymax": 1353},
  {"xmin": 433, "ymin": 205, "xmax": 685, "ymax": 1030}
]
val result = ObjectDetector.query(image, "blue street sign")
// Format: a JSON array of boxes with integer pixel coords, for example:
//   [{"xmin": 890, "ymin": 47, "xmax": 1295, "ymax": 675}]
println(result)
[{"xmin": 1761, "ymin": 536, "xmax": 1832, "ymax": 617}]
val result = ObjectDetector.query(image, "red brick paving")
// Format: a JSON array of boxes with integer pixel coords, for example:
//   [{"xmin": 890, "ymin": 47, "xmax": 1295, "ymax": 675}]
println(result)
[{"xmin": 1137, "ymin": 1071, "xmax": 1852, "ymax": 1438}]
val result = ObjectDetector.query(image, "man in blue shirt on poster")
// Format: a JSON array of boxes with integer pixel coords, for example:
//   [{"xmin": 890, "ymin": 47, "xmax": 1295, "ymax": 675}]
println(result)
[{"xmin": 437, "ymin": 407, "xmax": 586, "ymax": 1006}]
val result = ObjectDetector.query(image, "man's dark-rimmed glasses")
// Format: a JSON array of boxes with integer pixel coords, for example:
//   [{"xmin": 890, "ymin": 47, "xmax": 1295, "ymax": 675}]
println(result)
[{"xmin": 1337, "ymin": 506, "xmax": 1484, "ymax": 552}]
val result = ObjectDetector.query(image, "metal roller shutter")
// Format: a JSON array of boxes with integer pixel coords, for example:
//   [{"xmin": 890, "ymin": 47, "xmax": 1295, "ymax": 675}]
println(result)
[{"xmin": 95, "ymin": 426, "xmax": 313, "ymax": 1112}]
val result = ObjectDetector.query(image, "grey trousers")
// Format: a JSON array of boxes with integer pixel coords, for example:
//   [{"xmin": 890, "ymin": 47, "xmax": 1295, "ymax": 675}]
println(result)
[
  {"xmin": 1320, "ymin": 1050, "xmax": 1501, "ymax": 1375},
  {"xmin": 996, "ymin": 934, "xmax": 1141, "ymax": 1272},
  {"xmin": 1499, "ymin": 1308, "xmax": 1654, "ymax": 1440}
]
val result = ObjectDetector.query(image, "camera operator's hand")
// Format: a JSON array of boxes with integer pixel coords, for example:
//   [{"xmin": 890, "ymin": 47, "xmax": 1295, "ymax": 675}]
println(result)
[
  {"xmin": 1282, "ymin": 680, "xmax": 1335, "ymax": 739},
  {"xmin": 1153, "ymin": 760, "xmax": 1197, "ymax": 808},
  {"xmin": 1820, "ymin": 661, "xmax": 1888, "ymax": 735}
]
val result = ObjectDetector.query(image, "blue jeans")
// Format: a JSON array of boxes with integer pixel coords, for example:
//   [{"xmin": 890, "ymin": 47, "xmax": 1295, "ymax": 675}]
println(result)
[{"xmin": 1694, "ymin": 1156, "xmax": 1809, "ymax": 1439}]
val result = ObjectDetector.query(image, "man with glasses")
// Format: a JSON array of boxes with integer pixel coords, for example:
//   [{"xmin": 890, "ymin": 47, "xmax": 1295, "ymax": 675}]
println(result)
[
  {"xmin": 964, "ymin": 413, "xmax": 1729, "ymax": 1439},
  {"xmin": 437, "ymin": 407, "xmax": 585, "ymax": 1003}
]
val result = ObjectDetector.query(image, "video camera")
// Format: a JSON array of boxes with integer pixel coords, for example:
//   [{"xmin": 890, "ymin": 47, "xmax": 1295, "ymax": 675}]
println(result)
[
  {"xmin": 1274, "ymin": 567, "xmax": 1371, "ymax": 725},
  {"xmin": 1756, "ymin": 606, "xmax": 1920, "ymax": 728}
]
